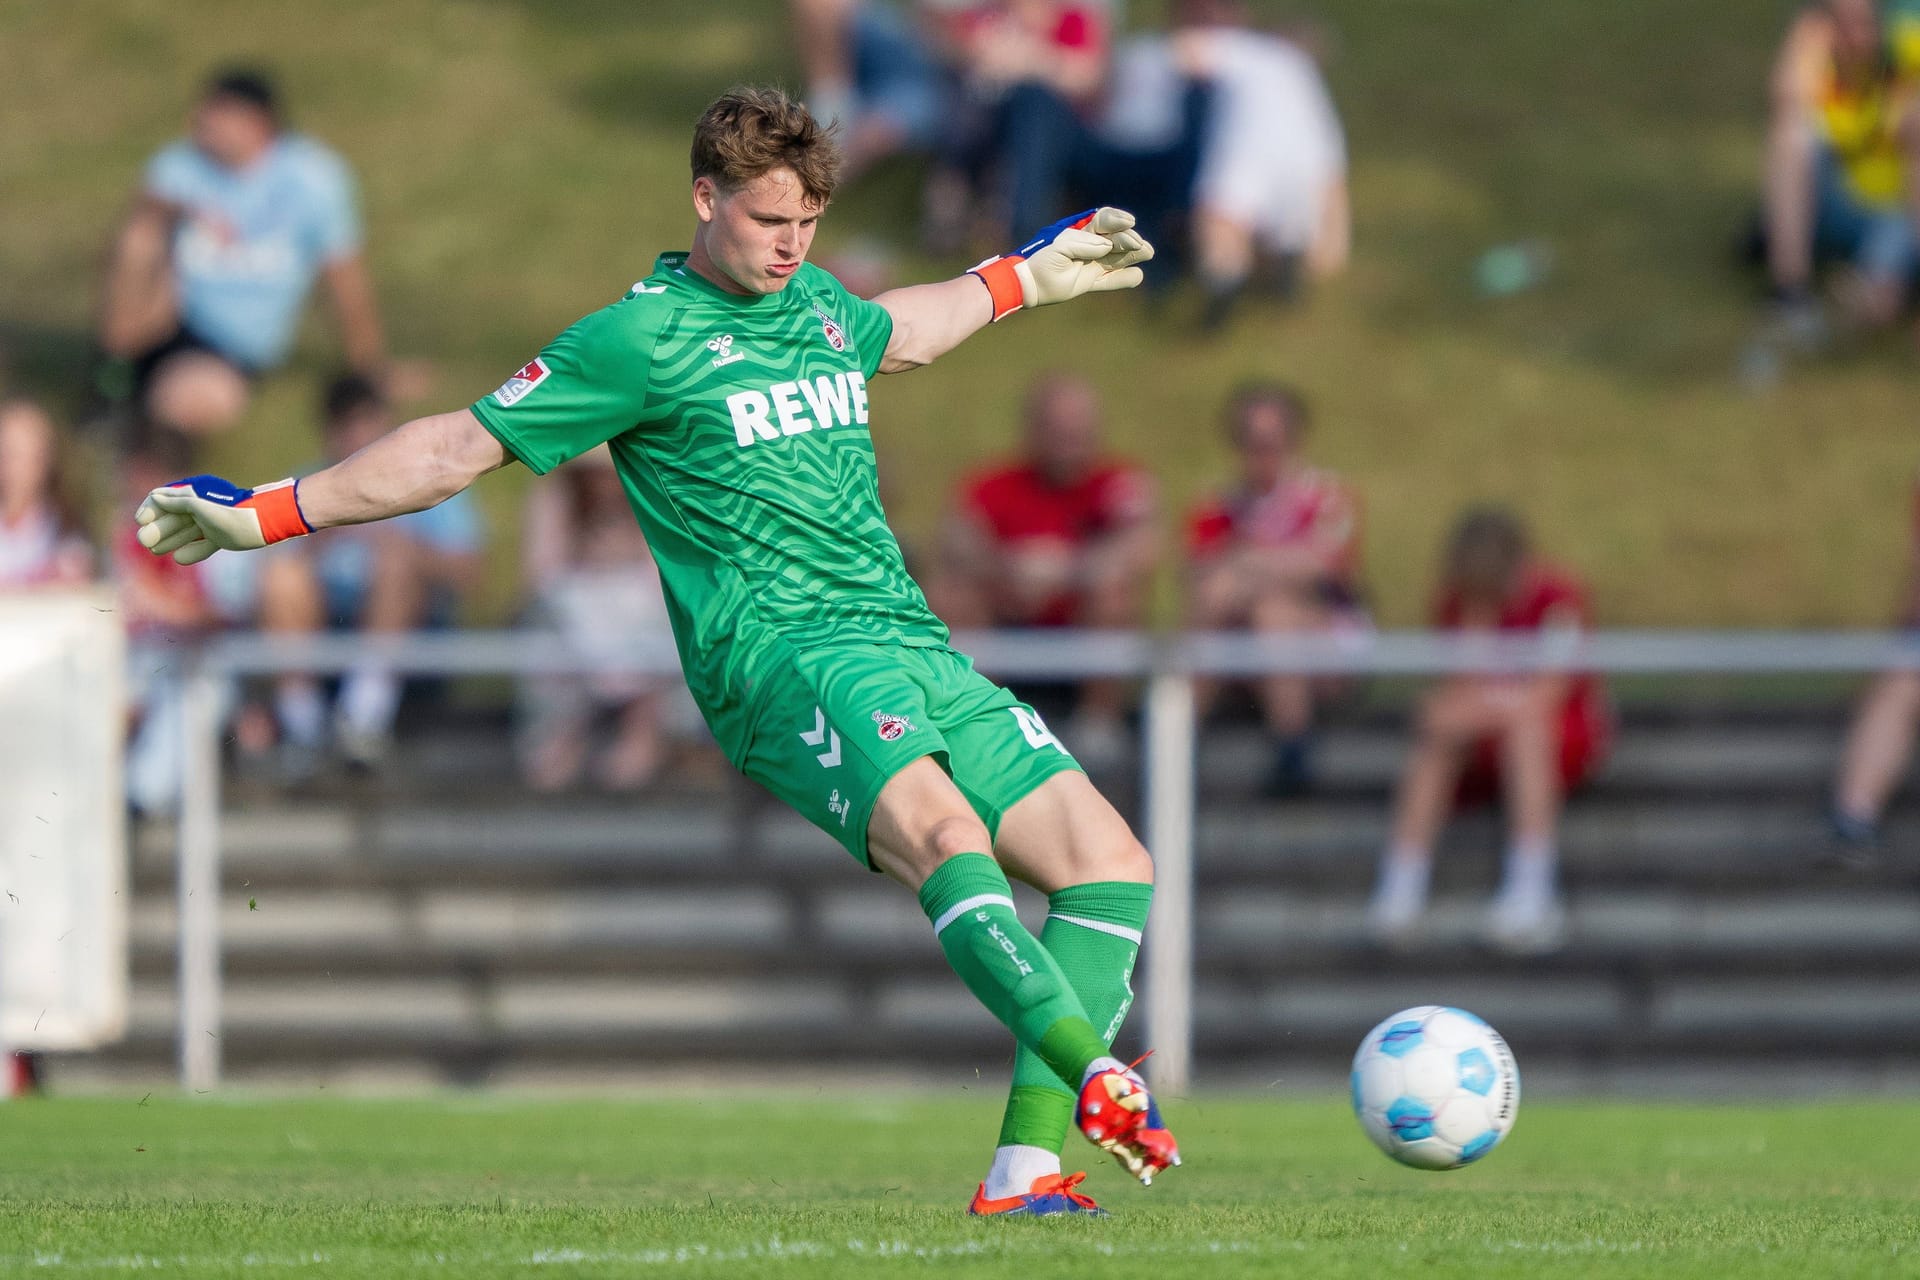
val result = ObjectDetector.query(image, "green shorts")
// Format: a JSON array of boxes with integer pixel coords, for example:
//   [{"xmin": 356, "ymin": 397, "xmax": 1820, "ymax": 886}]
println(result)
[{"xmin": 735, "ymin": 643, "xmax": 1083, "ymax": 867}]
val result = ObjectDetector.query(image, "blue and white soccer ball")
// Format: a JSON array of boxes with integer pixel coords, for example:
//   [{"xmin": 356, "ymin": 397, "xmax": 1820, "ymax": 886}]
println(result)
[{"xmin": 1350, "ymin": 1005, "xmax": 1520, "ymax": 1170}]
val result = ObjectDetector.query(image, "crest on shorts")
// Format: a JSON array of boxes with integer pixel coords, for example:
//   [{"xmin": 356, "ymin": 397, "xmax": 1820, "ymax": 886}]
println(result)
[
  {"xmin": 491, "ymin": 358, "xmax": 550, "ymax": 407},
  {"xmin": 812, "ymin": 303, "xmax": 847, "ymax": 352},
  {"xmin": 872, "ymin": 710, "xmax": 917, "ymax": 741}
]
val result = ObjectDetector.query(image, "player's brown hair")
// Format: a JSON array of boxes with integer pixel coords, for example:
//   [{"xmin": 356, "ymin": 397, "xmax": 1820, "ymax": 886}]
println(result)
[{"xmin": 690, "ymin": 87, "xmax": 840, "ymax": 205}]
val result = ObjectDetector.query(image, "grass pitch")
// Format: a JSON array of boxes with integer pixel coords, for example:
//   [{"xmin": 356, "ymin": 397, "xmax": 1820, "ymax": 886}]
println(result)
[{"xmin": 4, "ymin": 1095, "xmax": 1917, "ymax": 1278}]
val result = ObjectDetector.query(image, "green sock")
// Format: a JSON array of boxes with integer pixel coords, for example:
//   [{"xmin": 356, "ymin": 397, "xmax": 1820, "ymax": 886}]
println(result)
[
  {"xmin": 997, "ymin": 881, "xmax": 1154, "ymax": 1151},
  {"xmin": 917, "ymin": 853, "xmax": 1109, "ymax": 1090}
]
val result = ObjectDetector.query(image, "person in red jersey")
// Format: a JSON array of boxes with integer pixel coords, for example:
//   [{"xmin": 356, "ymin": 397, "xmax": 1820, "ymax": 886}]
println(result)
[
  {"xmin": 1186, "ymin": 383, "xmax": 1364, "ymax": 794},
  {"xmin": 929, "ymin": 370, "xmax": 1157, "ymax": 761},
  {"xmin": 1367, "ymin": 507, "xmax": 1612, "ymax": 953}
]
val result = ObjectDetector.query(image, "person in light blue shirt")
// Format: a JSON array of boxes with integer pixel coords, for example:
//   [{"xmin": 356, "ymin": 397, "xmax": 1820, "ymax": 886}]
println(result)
[
  {"xmin": 98, "ymin": 69, "xmax": 390, "ymax": 437},
  {"xmin": 242, "ymin": 375, "xmax": 484, "ymax": 775}
]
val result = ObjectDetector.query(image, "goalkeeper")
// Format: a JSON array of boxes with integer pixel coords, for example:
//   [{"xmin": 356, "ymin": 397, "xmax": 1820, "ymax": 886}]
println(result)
[{"xmin": 136, "ymin": 87, "xmax": 1175, "ymax": 1215}]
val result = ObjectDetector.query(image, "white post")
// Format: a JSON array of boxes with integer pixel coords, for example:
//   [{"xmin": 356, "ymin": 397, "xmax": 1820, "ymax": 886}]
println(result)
[
  {"xmin": 177, "ymin": 667, "xmax": 223, "ymax": 1092},
  {"xmin": 1141, "ymin": 666, "xmax": 1196, "ymax": 1094}
]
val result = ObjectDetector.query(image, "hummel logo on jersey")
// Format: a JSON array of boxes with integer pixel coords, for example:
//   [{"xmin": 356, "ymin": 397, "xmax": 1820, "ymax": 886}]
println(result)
[
  {"xmin": 707, "ymin": 334, "xmax": 744, "ymax": 367},
  {"xmin": 800, "ymin": 707, "xmax": 842, "ymax": 768},
  {"xmin": 491, "ymin": 358, "xmax": 550, "ymax": 407},
  {"xmin": 726, "ymin": 372, "xmax": 870, "ymax": 447}
]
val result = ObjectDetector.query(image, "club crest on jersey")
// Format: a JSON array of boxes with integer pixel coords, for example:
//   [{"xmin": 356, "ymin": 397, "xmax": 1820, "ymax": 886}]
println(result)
[
  {"xmin": 812, "ymin": 302, "xmax": 847, "ymax": 352},
  {"xmin": 872, "ymin": 710, "xmax": 917, "ymax": 741},
  {"xmin": 491, "ymin": 358, "xmax": 550, "ymax": 407},
  {"xmin": 707, "ymin": 334, "xmax": 744, "ymax": 367}
]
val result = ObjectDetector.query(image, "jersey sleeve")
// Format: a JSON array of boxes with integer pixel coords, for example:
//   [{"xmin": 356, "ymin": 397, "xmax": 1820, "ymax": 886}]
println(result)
[{"xmin": 470, "ymin": 302, "xmax": 658, "ymax": 475}]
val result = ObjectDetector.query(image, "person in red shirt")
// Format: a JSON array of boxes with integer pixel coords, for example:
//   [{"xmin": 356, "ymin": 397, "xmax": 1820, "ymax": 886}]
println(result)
[
  {"xmin": 1186, "ymin": 383, "xmax": 1364, "ymax": 794},
  {"xmin": 1367, "ymin": 507, "xmax": 1612, "ymax": 953},
  {"xmin": 928, "ymin": 370, "xmax": 1157, "ymax": 759}
]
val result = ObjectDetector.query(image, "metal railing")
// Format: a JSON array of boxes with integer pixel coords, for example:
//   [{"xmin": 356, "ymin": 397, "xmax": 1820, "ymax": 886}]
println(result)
[{"xmin": 169, "ymin": 628, "xmax": 1920, "ymax": 1093}]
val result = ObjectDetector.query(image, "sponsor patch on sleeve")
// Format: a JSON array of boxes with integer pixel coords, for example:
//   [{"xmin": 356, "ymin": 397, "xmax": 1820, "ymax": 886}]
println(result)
[{"xmin": 492, "ymin": 358, "xmax": 551, "ymax": 407}]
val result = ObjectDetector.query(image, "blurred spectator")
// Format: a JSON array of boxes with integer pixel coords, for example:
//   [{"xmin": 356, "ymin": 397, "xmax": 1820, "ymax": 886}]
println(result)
[
  {"xmin": 255, "ymin": 375, "xmax": 483, "ymax": 774},
  {"xmin": 517, "ymin": 448, "xmax": 686, "ymax": 792},
  {"xmin": 96, "ymin": 68, "xmax": 389, "ymax": 438},
  {"xmin": 1366, "ymin": 508, "xmax": 1612, "ymax": 954},
  {"xmin": 927, "ymin": 371, "xmax": 1156, "ymax": 760},
  {"xmin": 1755, "ymin": 0, "xmax": 1920, "ymax": 354},
  {"xmin": 1827, "ymin": 468, "xmax": 1920, "ymax": 866},
  {"xmin": 0, "ymin": 398, "xmax": 92, "ymax": 590},
  {"xmin": 1186, "ymin": 384, "xmax": 1364, "ymax": 795},
  {"xmin": 1169, "ymin": 0, "xmax": 1349, "ymax": 326},
  {"xmin": 116, "ymin": 439, "xmax": 240, "ymax": 816},
  {"xmin": 924, "ymin": 1, "xmax": 1116, "ymax": 246},
  {"xmin": 792, "ymin": 0, "xmax": 952, "ymax": 180}
]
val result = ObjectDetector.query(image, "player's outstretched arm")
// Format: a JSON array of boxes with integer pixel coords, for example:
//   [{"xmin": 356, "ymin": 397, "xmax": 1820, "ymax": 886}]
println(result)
[
  {"xmin": 874, "ymin": 207, "xmax": 1153, "ymax": 373},
  {"xmin": 135, "ymin": 408, "xmax": 506, "ymax": 565}
]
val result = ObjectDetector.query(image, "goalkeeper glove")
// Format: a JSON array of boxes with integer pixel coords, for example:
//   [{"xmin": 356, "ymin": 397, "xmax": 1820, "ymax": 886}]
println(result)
[
  {"xmin": 135, "ymin": 474, "xmax": 312, "ymax": 566},
  {"xmin": 969, "ymin": 206, "xmax": 1155, "ymax": 323}
]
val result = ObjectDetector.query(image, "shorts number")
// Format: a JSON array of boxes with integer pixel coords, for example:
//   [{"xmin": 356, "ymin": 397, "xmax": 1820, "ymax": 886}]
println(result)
[{"xmin": 1009, "ymin": 707, "xmax": 1067, "ymax": 754}]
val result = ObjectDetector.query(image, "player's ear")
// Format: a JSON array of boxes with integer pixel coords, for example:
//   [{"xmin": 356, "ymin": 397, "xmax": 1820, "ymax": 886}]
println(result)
[{"xmin": 691, "ymin": 176, "xmax": 718, "ymax": 224}]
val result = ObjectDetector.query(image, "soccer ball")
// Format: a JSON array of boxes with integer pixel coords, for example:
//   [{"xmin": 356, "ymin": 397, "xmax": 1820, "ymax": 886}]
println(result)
[{"xmin": 1350, "ymin": 1005, "xmax": 1520, "ymax": 1170}]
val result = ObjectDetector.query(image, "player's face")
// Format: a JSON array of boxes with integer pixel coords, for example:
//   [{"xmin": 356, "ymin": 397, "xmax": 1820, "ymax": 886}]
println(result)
[{"xmin": 691, "ymin": 168, "xmax": 824, "ymax": 296}]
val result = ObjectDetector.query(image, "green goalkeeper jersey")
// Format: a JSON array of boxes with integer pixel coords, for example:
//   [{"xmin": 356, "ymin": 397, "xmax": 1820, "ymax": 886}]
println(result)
[{"xmin": 470, "ymin": 253, "xmax": 949, "ymax": 755}]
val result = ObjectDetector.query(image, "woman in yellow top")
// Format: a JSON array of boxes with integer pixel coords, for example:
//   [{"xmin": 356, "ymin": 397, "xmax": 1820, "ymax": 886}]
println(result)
[{"xmin": 1765, "ymin": 0, "xmax": 1920, "ymax": 333}]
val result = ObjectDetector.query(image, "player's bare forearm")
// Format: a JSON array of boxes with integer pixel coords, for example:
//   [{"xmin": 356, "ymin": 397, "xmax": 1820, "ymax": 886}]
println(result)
[
  {"xmin": 298, "ymin": 408, "xmax": 506, "ymax": 531},
  {"xmin": 874, "ymin": 276, "xmax": 994, "ymax": 373}
]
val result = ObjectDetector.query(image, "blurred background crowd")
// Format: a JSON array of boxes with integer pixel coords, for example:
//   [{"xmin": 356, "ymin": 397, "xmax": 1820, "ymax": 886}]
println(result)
[{"xmin": 10, "ymin": 0, "xmax": 1920, "ymax": 971}]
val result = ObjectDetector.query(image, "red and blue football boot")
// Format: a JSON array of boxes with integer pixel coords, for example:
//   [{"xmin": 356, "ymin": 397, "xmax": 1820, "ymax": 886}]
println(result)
[{"xmin": 967, "ymin": 1170, "xmax": 1108, "ymax": 1217}]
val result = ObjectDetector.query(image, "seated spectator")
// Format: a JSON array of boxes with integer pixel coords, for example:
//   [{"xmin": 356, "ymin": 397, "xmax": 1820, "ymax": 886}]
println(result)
[
  {"xmin": 115, "ymin": 439, "xmax": 237, "ymax": 816},
  {"xmin": 1169, "ymin": 0, "xmax": 1349, "ymax": 327},
  {"xmin": 924, "ymin": 0, "xmax": 1117, "ymax": 247},
  {"xmin": 0, "ymin": 398, "xmax": 92, "ymax": 590},
  {"xmin": 1186, "ymin": 383, "xmax": 1364, "ymax": 795},
  {"xmin": 927, "ymin": 371, "xmax": 1156, "ymax": 760},
  {"xmin": 1756, "ymin": 0, "xmax": 1920, "ymax": 352},
  {"xmin": 96, "ymin": 68, "xmax": 391, "ymax": 438},
  {"xmin": 1828, "ymin": 467, "xmax": 1920, "ymax": 865},
  {"xmin": 792, "ymin": 0, "xmax": 952, "ymax": 180},
  {"xmin": 1366, "ymin": 508, "xmax": 1612, "ymax": 954},
  {"xmin": 255, "ymin": 375, "xmax": 483, "ymax": 774},
  {"xmin": 517, "ymin": 447, "xmax": 690, "ymax": 792}
]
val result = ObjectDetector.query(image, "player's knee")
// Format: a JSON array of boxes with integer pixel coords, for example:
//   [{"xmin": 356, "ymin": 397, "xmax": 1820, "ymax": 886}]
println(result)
[
  {"xmin": 925, "ymin": 814, "xmax": 994, "ymax": 862},
  {"xmin": 1096, "ymin": 835, "xmax": 1154, "ymax": 886}
]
